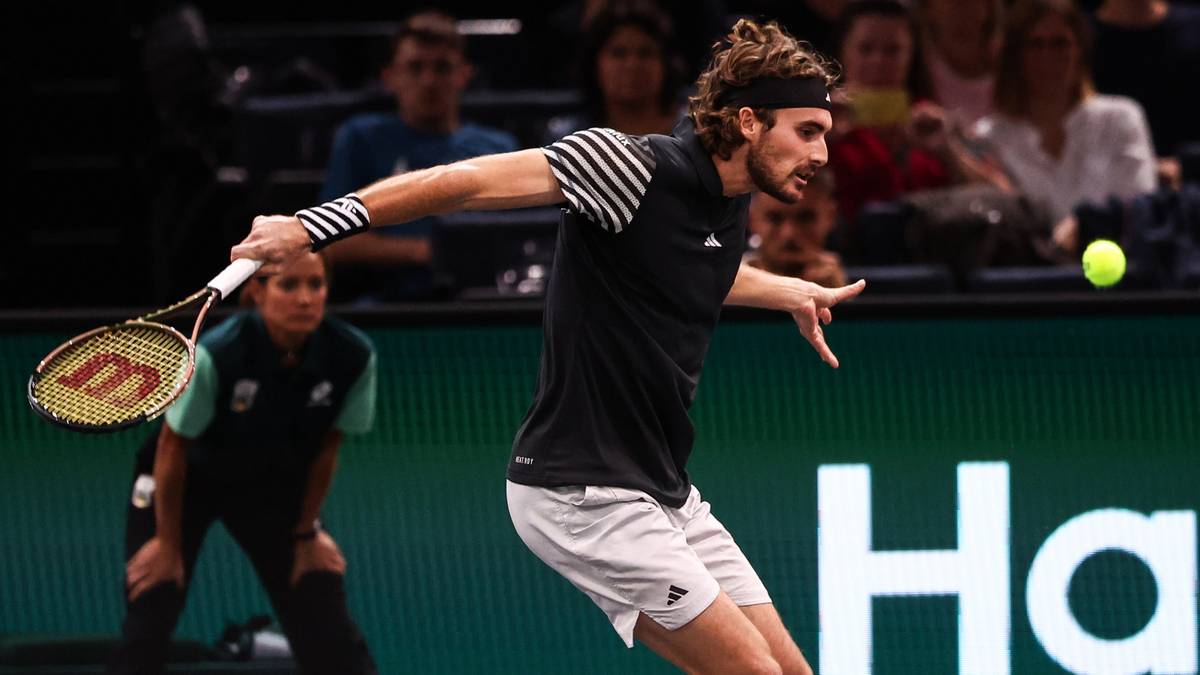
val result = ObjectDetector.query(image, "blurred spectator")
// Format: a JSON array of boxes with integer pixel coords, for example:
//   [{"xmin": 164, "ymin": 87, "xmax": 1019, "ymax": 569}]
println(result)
[
  {"xmin": 538, "ymin": 0, "xmax": 727, "ymax": 86},
  {"xmin": 828, "ymin": 0, "xmax": 1010, "ymax": 257},
  {"xmin": 545, "ymin": 0, "xmax": 685, "ymax": 142},
  {"xmin": 737, "ymin": 0, "xmax": 851, "ymax": 58},
  {"xmin": 1092, "ymin": 0, "xmax": 1200, "ymax": 188},
  {"xmin": 320, "ymin": 11, "xmax": 518, "ymax": 301},
  {"xmin": 745, "ymin": 170, "xmax": 847, "ymax": 287},
  {"xmin": 975, "ymin": 0, "xmax": 1157, "ymax": 254},
  {"xmin": 144, "ymin": 3, "xmax": 340, "ymax": 158},
  {"xmin": 916, "ymin": 0, "xmax": 1003, "ymax": 126},
  {"xmin": 142, "ymin": 3, "xmax": 230, "ymax": 158}
]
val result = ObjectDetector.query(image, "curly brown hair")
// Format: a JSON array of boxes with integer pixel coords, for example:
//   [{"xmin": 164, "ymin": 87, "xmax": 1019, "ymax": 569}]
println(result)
[{"xmin": 689, "ymin": 19, "xmax": 838, "ymax": 160}]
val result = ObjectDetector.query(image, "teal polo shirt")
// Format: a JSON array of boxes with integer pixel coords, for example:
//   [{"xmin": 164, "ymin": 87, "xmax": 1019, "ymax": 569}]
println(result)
[{"xmin": 165, "ymin": 311, "xmax": 376, "ymax": 480}]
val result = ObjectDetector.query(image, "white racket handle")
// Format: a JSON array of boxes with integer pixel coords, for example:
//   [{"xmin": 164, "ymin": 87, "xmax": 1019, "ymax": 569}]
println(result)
[{"xmin": 207, "ymin": 259, "xmax": 263, "ymax": 299}]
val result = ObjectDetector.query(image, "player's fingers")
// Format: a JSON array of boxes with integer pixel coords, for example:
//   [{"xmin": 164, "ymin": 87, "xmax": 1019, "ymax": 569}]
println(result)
[
  {"xmin": 233, "ymin": 244, "xmax": 284, "ymax": 275},
  {"xmin": 797, "ymin": 312, "xmax": 839, "ymax": 368},
  {"xmin": 819, "ymin": 307, "xmax": 833, "ymax": 325},
  {"xmin": 233, "ymin": 223, "xmax": 279, "ymax": 264},
  {"xmin": 794, "ymin": 307, "xmax": 836, "ymax": 368},
  {"xmin": 807, "ymin": 329, "xmax": 840, "ymax": 369},
  {"xmin": 793, "ymin": 303, "xmax": 816, "ymax": 333},
  {"xmin": 827, "ymin": 279, "xmax": 866, "ymax": 305},
  {"xmin": 230, "ymin": 241, "xmax": 266, "ymax": 266}
]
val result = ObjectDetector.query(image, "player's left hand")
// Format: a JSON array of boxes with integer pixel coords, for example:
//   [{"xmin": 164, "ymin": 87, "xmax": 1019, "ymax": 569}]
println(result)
[
  {"xmin": 231, "ymin": 215, "xmax": 311, "ymax": 275},
  {"xmin": 790, "ymin": 278, "xmax": 866, "ymax": 369},
  {"xmin": 291, "ymin": 530, "xmax": 346, "ymax": 587}
]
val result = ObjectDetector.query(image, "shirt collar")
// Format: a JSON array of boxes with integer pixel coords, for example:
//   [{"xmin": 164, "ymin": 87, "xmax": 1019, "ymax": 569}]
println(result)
[{"xmin": 674, "ymin": 117, "xmax": 725, "ymax": 197}]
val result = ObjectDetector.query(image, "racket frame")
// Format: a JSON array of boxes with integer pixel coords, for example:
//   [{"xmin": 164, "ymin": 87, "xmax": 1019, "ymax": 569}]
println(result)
[
  {"xmin": 27, "ymin": 290, "xmax": 219, "ymax": 433},
  {"xmin": 27, "ymin": 258, "xmax": 259, "ymax": 433}
]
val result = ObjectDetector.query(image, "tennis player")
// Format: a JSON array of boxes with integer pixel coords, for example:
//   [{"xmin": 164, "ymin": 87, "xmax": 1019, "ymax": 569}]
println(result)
[
  {"xmin": 109, "ymin": 252, "xmax": 378, "ymax": 675},
  {"xmin": 233, "ymin": 19, "xmax": 862, "ymax": 674}
]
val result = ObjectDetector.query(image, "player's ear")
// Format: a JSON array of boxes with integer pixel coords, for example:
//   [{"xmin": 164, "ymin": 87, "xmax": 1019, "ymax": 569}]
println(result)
[{"xmin": 737, "ymin": 107, "xmax": 760, "ymax": 142}]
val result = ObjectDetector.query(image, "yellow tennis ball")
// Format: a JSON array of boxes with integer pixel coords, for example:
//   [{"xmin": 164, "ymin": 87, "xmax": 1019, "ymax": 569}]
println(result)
[{"xmin": 1082, "ymin": 239, "xmax": 1126, "ymax": 288}]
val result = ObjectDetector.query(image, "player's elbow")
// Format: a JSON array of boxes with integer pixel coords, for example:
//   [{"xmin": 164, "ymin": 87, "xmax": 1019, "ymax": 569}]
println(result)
[{"xmin": 422, "ymin": 161, "xmax": 487, "ymax": 212}]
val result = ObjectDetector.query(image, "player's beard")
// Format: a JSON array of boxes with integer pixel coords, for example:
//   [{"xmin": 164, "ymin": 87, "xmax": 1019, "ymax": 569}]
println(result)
[{"xmin": 746, "ymin": 137, "xmax": 799, "ymax": 204}]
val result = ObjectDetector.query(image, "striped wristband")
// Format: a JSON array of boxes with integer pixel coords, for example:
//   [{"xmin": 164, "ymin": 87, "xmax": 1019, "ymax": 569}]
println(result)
[{"xmin": 296, "ymin": 193, "xmax": 371, "ymax": 250}]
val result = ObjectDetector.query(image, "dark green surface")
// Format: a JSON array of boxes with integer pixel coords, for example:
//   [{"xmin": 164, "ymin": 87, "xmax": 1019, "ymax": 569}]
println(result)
[{"xmin": 2, "ymin": 316, "xmax": 1198, "ymax": 673}]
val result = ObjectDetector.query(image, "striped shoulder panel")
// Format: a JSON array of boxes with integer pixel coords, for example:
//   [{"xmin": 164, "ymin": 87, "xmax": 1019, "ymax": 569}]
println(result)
[{"xmin": 542, "ymin": 127, "xmax": 657, "ymax": 233}]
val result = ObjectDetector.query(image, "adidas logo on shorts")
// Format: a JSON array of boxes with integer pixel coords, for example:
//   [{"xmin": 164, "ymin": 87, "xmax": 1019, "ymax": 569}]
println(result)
[{"xmin": 666, "ymin": 584, "xmax": 689, "ymax": 606}]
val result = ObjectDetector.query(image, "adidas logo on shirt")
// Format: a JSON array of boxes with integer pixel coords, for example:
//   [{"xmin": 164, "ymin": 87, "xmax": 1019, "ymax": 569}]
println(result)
[
  {"xmin": 703, "ymin": 233, "xmax": 722, "ymax": 248},
  {"xmin": 667, "ymin": 585, "xmax": 689, "ymax": 606}
]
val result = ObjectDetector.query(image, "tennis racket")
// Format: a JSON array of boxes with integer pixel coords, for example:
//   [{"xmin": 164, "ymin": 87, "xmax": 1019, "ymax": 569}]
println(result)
[{"xmin": 27, "ymin": 259, "xmax": 262, "ymax": 432}]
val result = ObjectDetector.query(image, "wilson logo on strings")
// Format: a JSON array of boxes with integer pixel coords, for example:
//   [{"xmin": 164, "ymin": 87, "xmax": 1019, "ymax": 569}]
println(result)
[{"xmin": 56, "ymin": 353, "xmax": 162, "ymax": 408}]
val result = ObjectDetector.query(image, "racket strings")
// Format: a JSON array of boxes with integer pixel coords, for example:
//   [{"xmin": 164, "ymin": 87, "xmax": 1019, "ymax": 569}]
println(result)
[{"xmin": 32, "ymin": 324, "xmax": 191, "ymax": 427}]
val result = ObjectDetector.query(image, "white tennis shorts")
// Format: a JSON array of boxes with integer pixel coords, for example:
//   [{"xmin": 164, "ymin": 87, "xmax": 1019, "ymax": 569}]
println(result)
[{"xmin": 506, "ymin": 480, "xmax": 772, "ymax": 647}]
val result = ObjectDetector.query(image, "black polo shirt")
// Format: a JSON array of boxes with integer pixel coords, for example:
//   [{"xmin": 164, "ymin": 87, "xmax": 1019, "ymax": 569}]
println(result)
[
  {"xmin": 508, "ymin": 120, "xmax": 749, "ymax": 507},
  {"xmin": 164, "ymin": 311, "xmax": 376, "ymax": 482}
]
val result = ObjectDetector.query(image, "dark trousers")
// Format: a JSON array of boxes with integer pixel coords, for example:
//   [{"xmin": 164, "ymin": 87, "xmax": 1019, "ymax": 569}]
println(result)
[{"xmin": 108, "ymin": 452, "xmax": 376, "ymax": 675}]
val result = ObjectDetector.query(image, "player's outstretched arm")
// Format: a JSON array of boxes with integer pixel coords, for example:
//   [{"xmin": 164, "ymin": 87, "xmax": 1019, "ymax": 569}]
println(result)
[
  {"xmin": 724, "ymin": 262, "xmax": 865, "ymax": 368},
  {"xmin": 231, "ymin": 149, "xmax": 564, "ymax": 273}
]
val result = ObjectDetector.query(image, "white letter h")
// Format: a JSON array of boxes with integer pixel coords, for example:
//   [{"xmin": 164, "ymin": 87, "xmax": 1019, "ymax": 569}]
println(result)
[{"xmin": 819, "ymin": 462, "xmax": 1011, "ymax": 674}]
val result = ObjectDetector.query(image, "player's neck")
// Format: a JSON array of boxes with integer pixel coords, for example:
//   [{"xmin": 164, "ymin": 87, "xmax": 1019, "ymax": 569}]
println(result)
[{"xmin": 713, "ymin": 146, "xmax": 755, "ymax": 197}]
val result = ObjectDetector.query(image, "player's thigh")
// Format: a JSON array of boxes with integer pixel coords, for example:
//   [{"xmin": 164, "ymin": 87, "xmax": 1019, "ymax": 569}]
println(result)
[
  {"xmin": 678, "ymin": 486, "xmax": 771, "ymax": 608},
  {"xmin": 634, "ymin": 591, "xmax": 781, "ymax": 675},
  {"xmin": 741, "ymin": 603, "xmax": 812, "ymax": 675},
  {"xmin": 677, "ymin": 487, "xmax": 808, "ymax": 673},
  {"xmin": 508, "ymin": 482, "xmax": 723, "ymax": 647}
]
